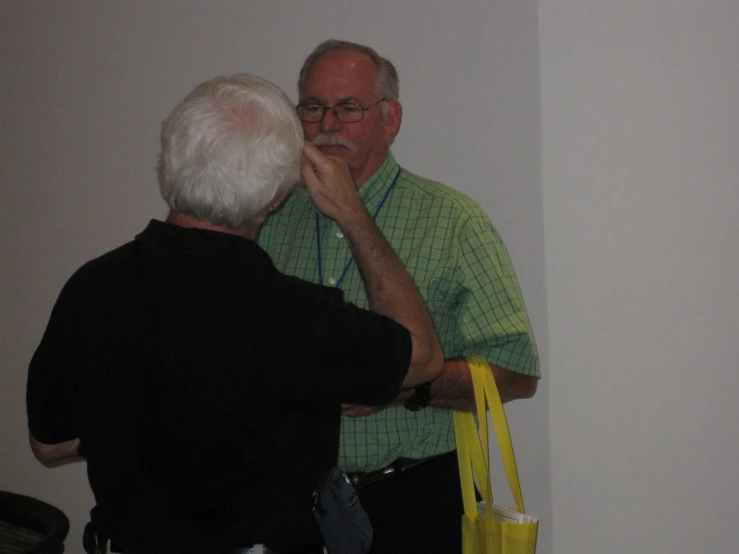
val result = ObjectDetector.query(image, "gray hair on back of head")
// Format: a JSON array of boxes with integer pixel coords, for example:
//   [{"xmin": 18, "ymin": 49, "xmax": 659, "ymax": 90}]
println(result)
[
  {"xmin": 297, "ymin": 39, "xmax": 400, "ymax": 110},
  {"xmin": 158, "ymin": 73, "xmax": 303, "ymax": 228}
]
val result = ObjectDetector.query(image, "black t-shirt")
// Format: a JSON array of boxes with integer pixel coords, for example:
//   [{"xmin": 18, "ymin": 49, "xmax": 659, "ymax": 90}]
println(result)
[{"xmin": 27, "ymin": 220, "xmax": 411, "ymax": 552}]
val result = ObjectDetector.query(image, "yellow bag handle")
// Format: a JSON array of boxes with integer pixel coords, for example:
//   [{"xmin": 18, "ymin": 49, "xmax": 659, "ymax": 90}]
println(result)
[
  {"xmin": 454, "ymin": 370, "xmax": 494, "ymax": 520},
  {"xmin": 461, "ymin": 356, "xmax": 526, "ymax": 514},
  {"xmin": 454, "ymin": 372, "xmax": 495, "ymax": 542},
  {"xmin": 455, "ymin": 410, "xmax": 482, "ymax": 517}
]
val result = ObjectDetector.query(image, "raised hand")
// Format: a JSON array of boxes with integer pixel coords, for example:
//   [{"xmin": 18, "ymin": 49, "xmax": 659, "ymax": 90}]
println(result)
[{"xmin": 301, "ymin": 143, "xmax": 367, "ymax": 227}]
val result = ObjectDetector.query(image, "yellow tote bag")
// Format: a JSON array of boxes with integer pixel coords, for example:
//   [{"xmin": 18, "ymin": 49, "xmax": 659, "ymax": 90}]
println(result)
[{"xmin": 454, "ymin": 356, "xmax": 539, "ymax": 554}]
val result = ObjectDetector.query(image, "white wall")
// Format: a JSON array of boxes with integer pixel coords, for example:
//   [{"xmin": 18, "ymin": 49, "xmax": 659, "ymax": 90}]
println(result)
[
  {"xmin": 0, "ymin": 2, "xmax": 549, "ymax": 553},
  {"xmin": 539, "ymin": 1, "xmax": 739, "ymax": 553}
]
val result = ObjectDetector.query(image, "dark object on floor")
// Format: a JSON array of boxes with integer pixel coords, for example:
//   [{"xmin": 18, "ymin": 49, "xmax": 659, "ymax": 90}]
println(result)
[{"xmin": 0, "ymin": 490, "xmax": 70, "ymax": 554}]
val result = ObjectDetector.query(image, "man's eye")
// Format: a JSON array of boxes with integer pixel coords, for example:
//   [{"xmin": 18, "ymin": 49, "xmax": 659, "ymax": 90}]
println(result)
[
  {"xmin": 338, "ymin": 104, "xmax": 361, "ymax": 113},
  {"xmin": 304, "ymin": 104, "xmax": 323, "ymax": 113}
]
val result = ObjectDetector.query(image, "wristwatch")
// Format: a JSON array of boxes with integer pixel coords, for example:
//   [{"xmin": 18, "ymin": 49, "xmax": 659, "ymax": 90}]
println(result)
[{"xmin": 403, "ymin": 382, "xmax": 432, "ymax": 412}]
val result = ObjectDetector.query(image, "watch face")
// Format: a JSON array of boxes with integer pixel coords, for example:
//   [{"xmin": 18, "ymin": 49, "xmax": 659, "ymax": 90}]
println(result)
[
  {"xmin": 404, "ymin": 396, "xmax": 422, "ymax": 412},
  {"xmin": 404, "ymin": 383, "xmax": 431, "ymax": 412}
]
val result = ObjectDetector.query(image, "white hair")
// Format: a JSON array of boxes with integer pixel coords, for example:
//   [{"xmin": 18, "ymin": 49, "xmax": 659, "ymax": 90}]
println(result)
[{"xmin": 158, "ymin": 74, "xmax": 303, "ymax": 227}]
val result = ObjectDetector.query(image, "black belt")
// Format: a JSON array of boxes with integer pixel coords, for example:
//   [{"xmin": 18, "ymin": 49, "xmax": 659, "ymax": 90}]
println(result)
[{"xmin": 347, "ymin": 456, "xmax": 434, "ymax": 489}]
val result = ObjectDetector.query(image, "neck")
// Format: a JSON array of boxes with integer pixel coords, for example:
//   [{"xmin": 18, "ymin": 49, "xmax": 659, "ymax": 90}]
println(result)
[
  {"xmin": 352, "ymin": 150, "xmax": 390, "ymax": 189},
  {"xmin": 165, "ymin": 211, "xmax": 261, "ymax": 240}
]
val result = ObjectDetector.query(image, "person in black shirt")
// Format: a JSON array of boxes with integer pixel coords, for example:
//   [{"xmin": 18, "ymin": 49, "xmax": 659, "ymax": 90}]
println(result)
[{"xmin": 26, "ymin": 73, "xmax": 443, "ymax": 554}]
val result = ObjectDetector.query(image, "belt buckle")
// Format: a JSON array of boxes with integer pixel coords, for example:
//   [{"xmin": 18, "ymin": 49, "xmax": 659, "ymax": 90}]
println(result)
[{"xmin": 351, "ymin": 463, "xmax": 398, "ymax": 489}]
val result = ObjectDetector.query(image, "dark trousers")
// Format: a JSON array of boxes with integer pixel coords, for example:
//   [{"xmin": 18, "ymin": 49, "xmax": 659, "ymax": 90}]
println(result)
[
  {"xmin": 84, "ymin": 521, "xmax": 322, "ymax": 554},
  {"xmin": 85, "ymin": 451, "xmax": 463, "ymax": 554},
  {"xmin": 266, "ymin": 546, "xmax": 322, "ymax": 554},
  {"xmin": 113, "ymin": 544, "xmax": 322, "ymax": 554},
  {"xmin": 357, "ymin": 450, "xmax": 463, "ymax": 554}
]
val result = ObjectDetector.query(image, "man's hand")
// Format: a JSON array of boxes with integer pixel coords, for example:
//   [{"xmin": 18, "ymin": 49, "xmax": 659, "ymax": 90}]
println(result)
[{"xmin": 301, "ymin": 143, "xmax": 366, "ymax": 227}]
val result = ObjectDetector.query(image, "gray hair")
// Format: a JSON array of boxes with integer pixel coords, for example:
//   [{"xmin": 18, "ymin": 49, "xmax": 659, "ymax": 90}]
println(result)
[
  {"xmin": 297, "ymin": 39, "xmax": 400, "ymax": 111},
  {"xmin": 158, "ymin": 74, "xmax": 303, "ymax": 227}
]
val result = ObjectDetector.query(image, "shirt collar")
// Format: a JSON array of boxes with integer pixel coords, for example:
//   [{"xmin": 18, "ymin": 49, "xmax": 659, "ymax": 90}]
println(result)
[
  {"xmin": 135, "ymin": 219, "xmax": 275, "ymax": 267},
  {"xmin": 356, "ymin": 153, "xmax": 401, "ymax": 214}
]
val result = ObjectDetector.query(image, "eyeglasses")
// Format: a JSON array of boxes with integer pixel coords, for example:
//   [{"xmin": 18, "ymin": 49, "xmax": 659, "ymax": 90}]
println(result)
[{"xmin": 296, "ymin": 98, "xmax": 387, "ymax": 123}]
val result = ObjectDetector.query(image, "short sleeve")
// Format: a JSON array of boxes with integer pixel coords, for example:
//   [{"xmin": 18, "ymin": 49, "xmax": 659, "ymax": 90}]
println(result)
[
  {"xmin": 27, "ymin": 277, "xmax": 82, "ymax": 444},
  {"xmin": 266, "ymin": 276, "xmax": 412, "ymax": 405},
  {"xmin": 452, "ymin": 207, "xmax": 540, "ymax": 377}
]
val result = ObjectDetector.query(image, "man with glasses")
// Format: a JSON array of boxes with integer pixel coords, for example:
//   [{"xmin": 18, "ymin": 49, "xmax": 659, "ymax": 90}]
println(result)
[{"xmin": 259, "ymin": 40, "xmax": 540, "ymax": 554}]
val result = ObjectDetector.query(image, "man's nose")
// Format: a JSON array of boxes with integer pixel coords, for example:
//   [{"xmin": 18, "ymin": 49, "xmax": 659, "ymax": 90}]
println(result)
[{"xmin": 319, "ymin": 108, "xmax": 342, "ymax": 132}]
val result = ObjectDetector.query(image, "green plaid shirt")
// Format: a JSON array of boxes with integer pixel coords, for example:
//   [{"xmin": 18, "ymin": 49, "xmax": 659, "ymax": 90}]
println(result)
[{"xmin": 259, "ymin": 153, "xmax": 539, "ymax": 472}]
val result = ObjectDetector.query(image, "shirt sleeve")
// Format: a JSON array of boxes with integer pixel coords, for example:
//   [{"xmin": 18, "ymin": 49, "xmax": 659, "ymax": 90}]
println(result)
[
  {"xmin": 452, "ymin": 204, "xmax": 540, "ymax": 377},
  {"xmin": 268, "ymin": 276, "xmax": 412, "ymax": 406},
  {"xmin": 27, "ymin": 277, "xmax": 82, "ymax": 444}
]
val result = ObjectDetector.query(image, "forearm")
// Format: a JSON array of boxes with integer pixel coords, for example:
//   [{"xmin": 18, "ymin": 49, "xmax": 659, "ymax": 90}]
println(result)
[
  {"xmin": 300, "ymin": 144, "xmax": 442, "ymax": 385},
  {"xmin": 342, "ymin": 213, "xmax": 443, "ymax": 386},
  {"xmin": 29, "ymin": 434, "xmax": 82, "ymax": 467},
  {"xmin": 428, "ymin": 358, "xmax": 538, "ymax": 411},
  {"xmin": 344, "ymin": 358, "xmax": 538, "ymax": 416}
]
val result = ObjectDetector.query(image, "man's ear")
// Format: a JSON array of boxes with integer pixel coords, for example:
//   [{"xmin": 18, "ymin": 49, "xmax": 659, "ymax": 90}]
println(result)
[{"xmin": 383, "ymin": 100, "xmax": 402, "ymax": 141}]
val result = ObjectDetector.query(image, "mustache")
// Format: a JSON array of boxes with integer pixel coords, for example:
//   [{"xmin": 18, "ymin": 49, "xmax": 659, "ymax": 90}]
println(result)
[{"xmin": 311, "ymin": 134, "xmax": 356, "ymax": 151}]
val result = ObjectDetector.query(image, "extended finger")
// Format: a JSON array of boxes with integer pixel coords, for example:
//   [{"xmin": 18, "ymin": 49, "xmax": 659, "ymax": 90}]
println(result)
[{"xmin": 300, "ymin": 157, "xmax": 322, "ymax": 189}]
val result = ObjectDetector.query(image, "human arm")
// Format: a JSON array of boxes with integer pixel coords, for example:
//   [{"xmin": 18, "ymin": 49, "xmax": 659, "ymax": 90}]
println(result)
[
  {"xmin": 343, "ymin": 192, "xmax": 539, "ymax": 415},
  {"xmin": 29, "ymin": 434, "xmax": 82, "ymax": 467},
  {"xmin": 301, "ymin": 143, "xmax": 443, "ymax": 387},
  {"xmin": 342, "ymin": 358, "xmax": 537, "ymax": 416},
  {"xmin": 425, "ymin": 358, "xmax": 537, "ymax": 410},
  {"xmin": 27, "ymin": 275, "xmax": 84, "ymax": 467}
]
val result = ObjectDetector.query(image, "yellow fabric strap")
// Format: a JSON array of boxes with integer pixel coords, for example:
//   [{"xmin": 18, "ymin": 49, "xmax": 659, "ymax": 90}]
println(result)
[
  {"xmin": 455, "ymin": 357, "xmax": 538, "ymax": 554},
  {"xmin": 467, "ymin": 355, "xmax": 525, "ymax": 513},
  {"xmin": 455, "ymin": 411, "xmax": 481, "ymax": 517}
]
